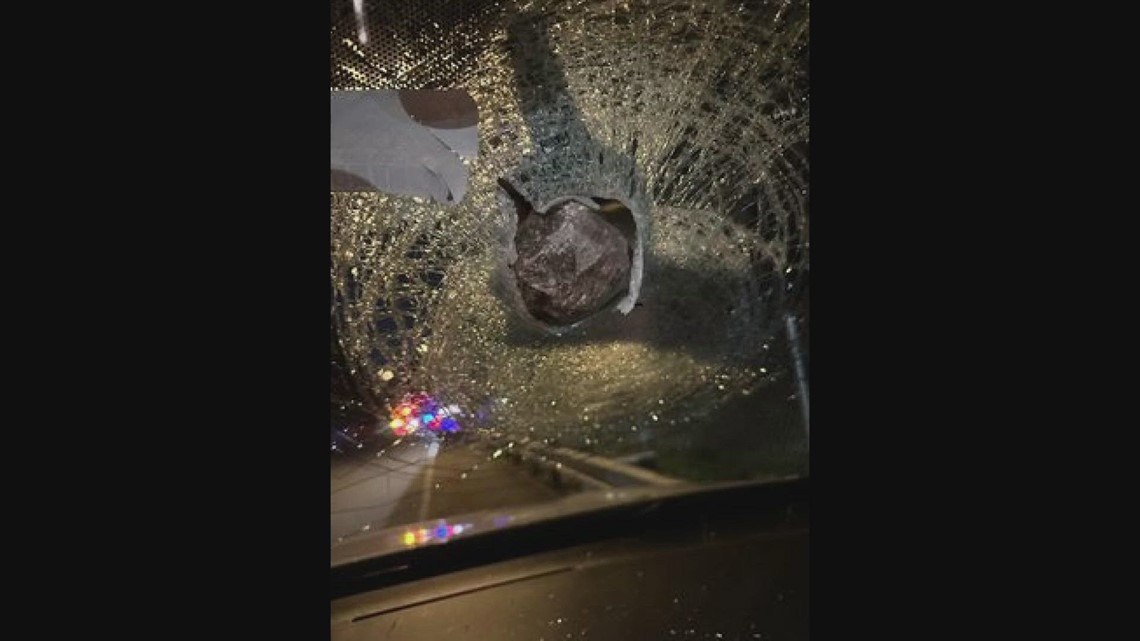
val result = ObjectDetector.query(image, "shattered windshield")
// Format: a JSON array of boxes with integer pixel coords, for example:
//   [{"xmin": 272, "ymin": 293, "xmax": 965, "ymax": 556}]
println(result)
[{"xmin": 330, "ymin": 0, "xmax": 809, "ymax": 553}]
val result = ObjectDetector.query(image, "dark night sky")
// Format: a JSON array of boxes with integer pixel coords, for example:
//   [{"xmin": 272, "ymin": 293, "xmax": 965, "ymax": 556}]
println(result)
[{"xmin": 330, "ymin": 321, "xmax": 375, "ymax": 428}]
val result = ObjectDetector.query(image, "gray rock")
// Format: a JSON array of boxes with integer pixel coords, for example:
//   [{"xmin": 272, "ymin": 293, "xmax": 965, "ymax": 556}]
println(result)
[{"xmin": 513, "ymin": 200, "xmax": 631, "ymax": 326}]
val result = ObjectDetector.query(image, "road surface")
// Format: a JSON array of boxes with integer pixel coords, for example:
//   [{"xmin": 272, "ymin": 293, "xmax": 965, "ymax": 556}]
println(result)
[{"xmin": 331, "ymin": 437, "xmax": 573, "ymax": 544}]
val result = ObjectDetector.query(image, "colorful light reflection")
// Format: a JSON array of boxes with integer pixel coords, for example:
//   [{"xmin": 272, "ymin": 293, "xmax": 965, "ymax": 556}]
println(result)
[
  {"xmin": 401, "ymin": 521, "xmax": 472, "ymax": 547},
  {"xmin": 387, "ymin": 393, "xmax": 463, "ymax": 437}
]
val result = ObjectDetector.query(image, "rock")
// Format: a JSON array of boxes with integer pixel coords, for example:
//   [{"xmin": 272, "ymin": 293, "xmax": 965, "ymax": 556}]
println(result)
[{"xmin": 513, "ymin": 199, "xmax": 632, "ymax": 325}]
